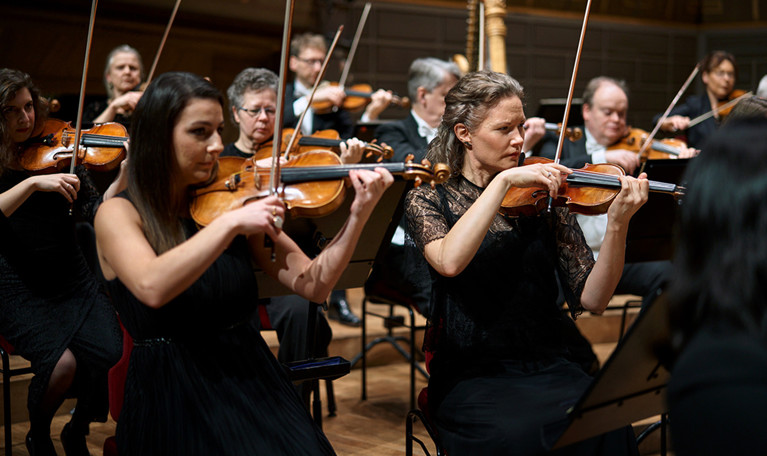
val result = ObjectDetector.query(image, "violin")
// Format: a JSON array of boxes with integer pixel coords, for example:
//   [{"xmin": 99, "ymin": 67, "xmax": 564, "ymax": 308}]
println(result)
[
  {"xmin": 255, "ymin": 128, "xmax": 393, "ymax": 161},
  {"xmin": 20, "ymin": 118, "xmax": 127, "ymax": 174},
  {"xmin": 545, "ymin": 122, "xmax": 582, "ymax": 142},
  {"xmin": 310, "ymin": 82, "xmax": 410, "ymax": 114},
  {"xmin": 500, "ymin": 157, "xmax": 684, "ymax": 217},
  {"xmin": 716, "ymin": 89, "xmax": 748, "ymax": 118},
  {"xmin": 609, "ymin": 127, "xmax": 688, "ymax": 160},
  {"xmin": 190, "ymin": 150, "xmax": 449, "ymax": 226}
]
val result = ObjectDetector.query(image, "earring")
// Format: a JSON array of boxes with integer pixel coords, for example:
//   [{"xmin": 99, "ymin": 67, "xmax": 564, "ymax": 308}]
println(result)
[{"xmin": 463, "ymin": 141, "xmax": 472, "ymax": 149}]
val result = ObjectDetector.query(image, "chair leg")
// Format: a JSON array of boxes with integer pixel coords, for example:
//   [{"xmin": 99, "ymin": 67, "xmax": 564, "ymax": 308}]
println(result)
[
  {"xmin": 361, "ymin": 297, "xmax": 368, "ymax": 401},
  {"xmin": 325, "ymin": 380, "xmax": 336, "ymax": 417}
]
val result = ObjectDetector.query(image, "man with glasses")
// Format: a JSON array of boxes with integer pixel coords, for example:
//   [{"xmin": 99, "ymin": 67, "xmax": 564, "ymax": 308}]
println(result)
[{"xmin": 653, "ymin": 50, "xmax": 739, "ymax": 148}]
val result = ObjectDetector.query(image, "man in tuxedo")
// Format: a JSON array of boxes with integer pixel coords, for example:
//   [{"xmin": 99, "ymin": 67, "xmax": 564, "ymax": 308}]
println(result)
[
  {"xmin": 376, "ymin": 57, "xmax": 461, "ymax": 164},
  {"xmin": 529, "ymin": 76, "xmax": 697, "ymax": 308}
]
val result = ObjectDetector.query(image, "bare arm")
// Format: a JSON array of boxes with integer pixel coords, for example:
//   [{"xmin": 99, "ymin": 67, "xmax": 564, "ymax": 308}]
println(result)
[
  {"xmin": 96, "ymin": 194, "xmax": 285, "ymax": 309},
  {"xmin": 579, "ymin": 173, "xmax": 649, "ymax": 313},
  {"xmin": 250, "ymin": 168, "xmax": 393, "ymax": 303},
  {"xmin": 0, "ymin": 173, "xmax": 80, "ymax": 216}
]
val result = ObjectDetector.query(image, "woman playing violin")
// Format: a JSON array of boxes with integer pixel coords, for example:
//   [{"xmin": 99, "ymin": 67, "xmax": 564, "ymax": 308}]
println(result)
[
  {"xmin": 0, "ymin": 68, "xmax": 125, "ymax": 455},
  {"xmin": 95, "ymin": 71, "xmax": 392, "ymax": 455},
  {"xmin": 225, "ymin": 67, "xmax": 365, "ymax": 164},
  {"xmin": 654, "ymin": 50, "xmax": 739, "ymax": 148},
  {"xmin": 405, "ymin": 70, "xmax": 647, "ymax": 455},
  {"xmin": 83, "ymin": 44, "xmax": 144, "ymax": 128}
]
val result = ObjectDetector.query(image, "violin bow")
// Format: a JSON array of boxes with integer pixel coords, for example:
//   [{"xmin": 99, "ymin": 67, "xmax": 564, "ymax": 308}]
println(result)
[
  {"xmin": 637, "ymin": 63, "xmax": 700, "ymax": 164},
  {"xmin": 686, "ymin": 90, "xmax": 753, "ymax": 128},
  {"xmin": 68, "ymin": 0, "xmax": 99, "ymax": 186},
  {"xmin": 145, "ymin": 0, "xmax": 183, "ymax": 86},
  {"xmin": 268, "ymin": 0, "xmax": 297, "ymax": 247},
  {"xmin": 285, "ymin": 26, "xmax": 344, "ymax": 160},
  {"xmin": 337, "ymin": 2, "xmax": 372, "ymax": 89}
]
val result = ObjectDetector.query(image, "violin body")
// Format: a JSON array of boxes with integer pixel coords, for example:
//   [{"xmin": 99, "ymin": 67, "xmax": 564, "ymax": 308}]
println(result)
[
  {"xmin": 501, "ymin": 157, "xmax": 624, "ymax": 217},
  {"xmin": 717, "ymin": 89, "xmax": 748, "ymax": 118},
  {"xmin": 311, "ymin": 82, "xmax": 409, "ymax": 115},
  {"xmin": 20, "ymin": 118, "xmax": 127, "ymax": 174},
  {"xmin": 190, "ymin": 151, "xmax": 449, "ymax": 227},
  {"xmin": 610, "ymin": 127, "xmax": 686, "ymax": 160},
  {"xmin": 256, "ymin": 128, "xmax": 393, "ymax": 161},
  {"xmin": 500, "ymin": 157, "xmax": 683, "ymax": 218}
]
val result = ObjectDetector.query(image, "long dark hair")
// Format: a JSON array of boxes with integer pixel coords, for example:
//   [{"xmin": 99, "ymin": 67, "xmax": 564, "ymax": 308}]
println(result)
[
  {"xmin": 0, "ymin": 69, "xmax": 48, "ymax": 174},
  {"xmin": 667, "ymin": 117, "xmax": 767, "ymax": 359},
  {"xmin": 127, "ymin": 71, "xmax": 223, "ymax": 254},
  {"xmin": 426, "ymin": 70, "xmax": 524, "ymax": 176}
]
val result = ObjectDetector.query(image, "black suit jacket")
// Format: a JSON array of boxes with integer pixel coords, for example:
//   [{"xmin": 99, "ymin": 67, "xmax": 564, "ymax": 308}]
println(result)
[
  {"xmin": 651, "ymin": 93, "xmax": 717, "ymax": 149},
  {"xmin": 283, "ymin": 81, "xmax": 354, "ymax": 139},
  {"xmin": 535, "ymin": 129, "xmax": 593, "ymax": 169},
  {"xmin": 375, "ymin": 113, "xmax": 429, "ymax": 163}
]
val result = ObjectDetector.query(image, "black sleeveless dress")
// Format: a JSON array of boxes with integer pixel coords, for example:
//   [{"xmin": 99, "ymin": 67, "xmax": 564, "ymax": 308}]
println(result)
[
  {"xmin": 0, "ymin": 167, "xmax": 122, "ymax": 423},
  {"xmin": 105, "ymin": 195, "xmax": 335, "ymax": 455},
  {"xmin": 405, "ymin": 175, "xmax": 638, "ymax": 455}
]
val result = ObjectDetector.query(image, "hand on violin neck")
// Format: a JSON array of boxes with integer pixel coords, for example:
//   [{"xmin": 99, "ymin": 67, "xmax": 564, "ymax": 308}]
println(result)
[
  {"xmin": 521, "ymin": 117, "xmax": 546, "ymax": 153},
  {"xmin": 363, "ymin": 89, "xmax": 393, "ymax": 121},
  {"xmin": 339, "ymin": 138, "xmax": 364, "ymax": 164},
  {"xmin": 606, "ymin": 172, "xmax": 648, "ymax": 227},
  {"xmin": 347, "ymin": 167, "xmax": 394, "ymax": 219}
]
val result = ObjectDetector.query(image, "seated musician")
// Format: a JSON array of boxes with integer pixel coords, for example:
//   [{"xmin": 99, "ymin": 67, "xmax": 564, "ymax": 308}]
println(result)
[
  {"xmin": 95, "ymin": 71, "xmax": 392, "ymax": 454},
  {"xmin": 528, "ymin": 76, "xmax": 697, "ymax": 309},
  {"xmin": 653, "ymin": 50, "xmax": 739, "ymax": 148},
  {"xmin": 223, "ymin": 67, "xmax": 363, "ymax": 400},
  {"xmin": 405, "ymin": 70, "xmax": 645, "ymax": 455},
  {"xmin": 0, "ymin": 68, "xmax": 126, "ymax": 456}
]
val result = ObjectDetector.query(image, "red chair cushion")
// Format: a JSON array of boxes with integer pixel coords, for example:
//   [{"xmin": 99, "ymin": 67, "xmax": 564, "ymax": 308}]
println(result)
[{"xmin": 107, "ymin": 322, "xmax": 133, "ymax": 422}]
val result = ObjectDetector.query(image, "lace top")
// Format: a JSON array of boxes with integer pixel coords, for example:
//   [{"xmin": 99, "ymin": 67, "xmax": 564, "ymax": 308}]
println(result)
[{"xmin": 405, "ymin": 175, "xmax": 595, "ymax": 406}]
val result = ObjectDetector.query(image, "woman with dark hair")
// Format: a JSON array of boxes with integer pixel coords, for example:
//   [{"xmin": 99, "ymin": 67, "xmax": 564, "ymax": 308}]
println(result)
[
  {"xmin": 654, "ymin": 50, "xmax": 739, "ymax": 148},
  {"xmin": 665, "ymin": 117, "xmax": 767, "ymax": 455},
  {"xmin": 0, "ymin": 68, "xmax": 124, "ymax": 455},
  {"xmin": 94, "ymin": 71, "xmax": 392, "ymax": 455},
  {"xmin": 405, "ymin": 70, "xmax": 647, "ymax": 455}
]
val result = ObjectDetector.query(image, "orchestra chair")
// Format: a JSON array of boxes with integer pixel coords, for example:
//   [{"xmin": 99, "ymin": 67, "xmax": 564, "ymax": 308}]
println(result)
[
  {"xmin": 102, "ymin": 321, "xmax": 133, "ymax": 456},
  {"xmin": 256, "ymin": 303, "xmax": 339, "ymax": 424},
  {"xmin": 352, "ymin": 275, "xmax": 429, "ymax": 411},
  {"xmin": 405, "ymin": 345, "xmax": 444, "ymax": 456},
  {"xmin": 0, "ymin": 335, "xmax": 33, "ymax": 456}
]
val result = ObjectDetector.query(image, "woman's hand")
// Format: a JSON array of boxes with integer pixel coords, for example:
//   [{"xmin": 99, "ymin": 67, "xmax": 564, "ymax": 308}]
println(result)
[
  {"xmin": 339, "ymin": 138, "xmax": 364, "ymax": 164},
  {"xmin": 31, "ymin": 173, "xmax": 80, "ymax": 202},
  {"xmin": 227, "ymin": 195, "xmax": 286, "ymax": 239},
  {"xmin": 111, "ymin": 91, "xmax": 143, "ymax": 116},
  {"xmin": 499, "ymin": 162, "xmax": 571, "ymax": 198},
  {"xmin": 348, "ymin": 168, "xmax": 393, "ymax": 218},
  {"xmin": 606, "ymin": 173, "xmax": 649, "ymax": 227}
]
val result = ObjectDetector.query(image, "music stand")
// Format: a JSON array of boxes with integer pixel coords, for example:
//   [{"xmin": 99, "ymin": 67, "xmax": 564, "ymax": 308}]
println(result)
[
  {"xmin": 625, "ymin": 158, "xmax": 689, "ymax": 263},
  {"xmin": 548, "ymin": 295, "xmax": 671, "ymax": 450},
  {"xmin": 253, "ymin": 180, "xmax": 408, "ymax": 426}
]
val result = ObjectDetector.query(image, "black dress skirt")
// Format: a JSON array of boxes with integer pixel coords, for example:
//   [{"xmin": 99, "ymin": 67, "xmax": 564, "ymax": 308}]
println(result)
[
  {"xmin": 106, "ymin": 202, "xmax": 335, "ymax": 455},
  {"xmin": 0, "ymin": 168, "xmax": 122, "ymax": 422}
]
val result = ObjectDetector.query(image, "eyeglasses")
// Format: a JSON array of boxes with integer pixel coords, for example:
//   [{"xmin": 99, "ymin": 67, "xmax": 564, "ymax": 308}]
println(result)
[
  {"xmin": 295, "ymin": 57, "xmax": 324, "ymax": 67},
  {"xmin": 712, "ymin": 70, "xmax": 735, "ymax": 79},
  {"xmin": 237, "ymin": 106, "xmax": 276, "ymax": 118}
]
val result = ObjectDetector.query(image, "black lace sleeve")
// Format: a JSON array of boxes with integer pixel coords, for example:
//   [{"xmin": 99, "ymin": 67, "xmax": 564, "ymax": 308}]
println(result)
[
  {"xmin": 404, "ymin": 184, "xmax": 450, "ymax": 253},
  {"xmin": 74, "ymin": 166, "xmax": 103, "ymax": 223},
  {"xmin": 554, "ymin": 208, "xmax": 595, "ymax": 316}
]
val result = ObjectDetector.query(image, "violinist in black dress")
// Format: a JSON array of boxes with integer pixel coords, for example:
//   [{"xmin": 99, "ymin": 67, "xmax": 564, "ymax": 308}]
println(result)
[
  {"xmin": 405, "ymin": 70, "xmax": 646, "ymax": 455},
  {"xmin": 0, "ymin": 68, "xmax": 126, "ymax": 455},
  {"xmin": 94, "ymin": 71, "xmax": 392, "ymax": 455}
]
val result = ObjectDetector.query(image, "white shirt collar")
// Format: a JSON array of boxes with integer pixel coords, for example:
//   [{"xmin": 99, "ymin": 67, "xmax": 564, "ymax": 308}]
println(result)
[{"xmin": 411, "ymin": 110, "xmax": 437, "ymax": 144}]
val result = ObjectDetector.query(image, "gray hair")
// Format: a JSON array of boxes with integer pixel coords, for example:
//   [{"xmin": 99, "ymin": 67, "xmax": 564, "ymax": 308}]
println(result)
[
  {"xmin": 103, "ymin": 44, "xmax": 144, "ymax": 98},
  {"xmin": 226, "ymin": 68, "xmax": 278, "ymax": 124},
  {"xmin": 757, "ymin": 75, "xmax": 767, "ymax": 99},
  {"xmin": 407, "ymin": 57, "xmax": 462, "ymax": 102},
  {"xmin": 427, "ymin": 70, "xmax": 524, "ymax": 176}
]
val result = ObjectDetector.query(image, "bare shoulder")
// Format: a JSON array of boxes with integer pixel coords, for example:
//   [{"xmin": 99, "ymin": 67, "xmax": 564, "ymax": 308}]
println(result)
[{"xmin": 95, "ymin": 196, "xmax": 141, "ymax": 233}]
